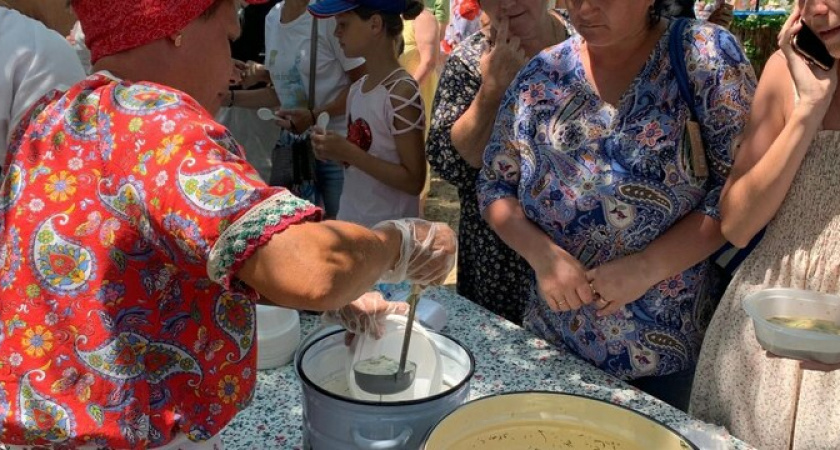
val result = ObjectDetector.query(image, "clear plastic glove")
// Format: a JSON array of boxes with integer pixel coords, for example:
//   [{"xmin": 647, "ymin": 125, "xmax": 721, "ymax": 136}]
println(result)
[
  {"xmin": 322, "ymin": 291, "xmax": 409, "ymax": 339},
  {"xmin": 373, "ymin": 219, "xmax": 457, "ymax": 285}
]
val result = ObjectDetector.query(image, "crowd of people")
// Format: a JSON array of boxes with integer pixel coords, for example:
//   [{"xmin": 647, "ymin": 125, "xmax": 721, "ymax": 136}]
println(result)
[{"xmin": 0, "ymin": 0, "xmax": 838, "ymax": 449}]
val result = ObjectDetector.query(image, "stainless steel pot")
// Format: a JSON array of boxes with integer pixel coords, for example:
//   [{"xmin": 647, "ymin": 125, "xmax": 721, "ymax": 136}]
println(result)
[{"xmin": 295, "ymin": 328, "xmax": 475, "ymax": 450}]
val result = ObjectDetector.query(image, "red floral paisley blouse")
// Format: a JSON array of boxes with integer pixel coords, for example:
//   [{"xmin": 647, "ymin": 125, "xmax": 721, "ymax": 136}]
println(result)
[{"xmin": 0, "ymin": 74, "xmax": 321, "ymax": 448}]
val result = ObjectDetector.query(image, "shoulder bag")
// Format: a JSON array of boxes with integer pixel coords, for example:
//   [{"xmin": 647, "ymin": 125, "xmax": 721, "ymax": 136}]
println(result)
[
  {"xmin": 269, "ymin": 16, "xmax": 319, "ymax": 200},
  {"xmin": 669, "ymin": 18, "xmax": 765, "ymax": 277}
]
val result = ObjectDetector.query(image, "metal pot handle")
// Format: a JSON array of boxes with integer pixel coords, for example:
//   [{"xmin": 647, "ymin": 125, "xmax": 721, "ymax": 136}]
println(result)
[{"xmin": 351, "ymin": 426, "xmax": 412, "ymax": 450}]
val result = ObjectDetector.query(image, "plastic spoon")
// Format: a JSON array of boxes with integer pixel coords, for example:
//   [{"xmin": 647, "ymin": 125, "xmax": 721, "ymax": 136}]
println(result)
[
  {"xmin": 352, "ymin": 285, "xmax": 422, "ymax": 395},
  {"xmin": 315, "ymin": 111, "xmax": 330, "ymax": 131},
  {"xmin": 257, "ymin": 108, "xmax": 279, "ymax": 121}
]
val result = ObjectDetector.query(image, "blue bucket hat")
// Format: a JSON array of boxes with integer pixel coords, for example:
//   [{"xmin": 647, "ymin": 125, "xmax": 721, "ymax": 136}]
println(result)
[{"xmin": 308, "ymin": 0, "xmax": 409, "ymax": 18}]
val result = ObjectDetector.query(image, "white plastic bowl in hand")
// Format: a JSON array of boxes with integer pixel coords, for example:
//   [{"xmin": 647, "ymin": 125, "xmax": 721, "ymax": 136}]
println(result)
[
  {"xmin": 743, "ymin": 288, "xmax": 840, "ymax": 364},
  {"xmin": 256, "ymin": 305, "xmax": 301, "ymax": 370}
]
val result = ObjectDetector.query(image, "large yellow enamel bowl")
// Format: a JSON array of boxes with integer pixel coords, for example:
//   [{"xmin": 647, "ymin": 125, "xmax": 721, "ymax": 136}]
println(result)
[{"xmin": 422, "ymin": 392, "xmax": 697, "ymax": 450}]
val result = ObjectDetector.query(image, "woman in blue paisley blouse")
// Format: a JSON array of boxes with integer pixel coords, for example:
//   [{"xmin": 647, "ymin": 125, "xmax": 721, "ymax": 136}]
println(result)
[
  {"xmin": 477, "ymin": 0, "xmax": 756, "ymax": 411},
  {"xmin": 427, "ymin": 0, "xmax": 571, "ymax": 323}
]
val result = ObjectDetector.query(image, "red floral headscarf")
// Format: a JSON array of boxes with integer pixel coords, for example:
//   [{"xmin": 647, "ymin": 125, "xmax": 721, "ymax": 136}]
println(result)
[{"xmin": 72, "ymin": 0, "xmax": 263, "ymax": 63}]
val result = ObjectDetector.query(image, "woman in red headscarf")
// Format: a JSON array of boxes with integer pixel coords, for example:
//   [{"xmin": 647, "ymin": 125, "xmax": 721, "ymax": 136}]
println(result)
[{"xmin": 0, "ymin": 0, "xmax": 457, "ymax": 448}]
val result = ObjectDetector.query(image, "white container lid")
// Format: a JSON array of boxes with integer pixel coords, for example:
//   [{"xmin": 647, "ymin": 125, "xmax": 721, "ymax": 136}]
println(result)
[{"xmin": 743, "ymin": 288, "xmax": 840, "ymax": 364}]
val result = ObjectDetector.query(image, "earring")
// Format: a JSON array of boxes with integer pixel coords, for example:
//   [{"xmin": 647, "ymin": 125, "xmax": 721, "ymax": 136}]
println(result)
[{"xmin": 174, "ymin": 34, "xmax": 183, "ymax": 48}]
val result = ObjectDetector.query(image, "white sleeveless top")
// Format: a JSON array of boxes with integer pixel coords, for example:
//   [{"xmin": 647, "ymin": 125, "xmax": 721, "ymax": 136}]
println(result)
[{"xmin": 337, "ymin": 69, "xmax": 425, "ymax": 227}]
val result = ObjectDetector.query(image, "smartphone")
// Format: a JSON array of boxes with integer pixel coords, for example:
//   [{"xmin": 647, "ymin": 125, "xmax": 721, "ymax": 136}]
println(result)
[{"xmin": 791, "ymin": 21, "xmax": 836, "ymax": 71}]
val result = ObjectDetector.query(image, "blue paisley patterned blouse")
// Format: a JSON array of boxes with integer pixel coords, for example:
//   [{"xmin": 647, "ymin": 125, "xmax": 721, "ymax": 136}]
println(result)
[{"xmin": 477, "ymin": 21, "xmax": 756, "ymax": 380}]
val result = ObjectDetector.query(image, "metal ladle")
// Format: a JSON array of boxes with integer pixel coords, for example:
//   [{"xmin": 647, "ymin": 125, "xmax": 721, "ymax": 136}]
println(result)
[{"xmin": 352, "ymin": 285, "xmax": 422, "ymax": 395}]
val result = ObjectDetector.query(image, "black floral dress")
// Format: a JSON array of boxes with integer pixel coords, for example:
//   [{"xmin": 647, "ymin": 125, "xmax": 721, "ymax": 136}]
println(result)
[{"xmin": 426, "ymin": 32, "xmax": 534, "ymax": 324}]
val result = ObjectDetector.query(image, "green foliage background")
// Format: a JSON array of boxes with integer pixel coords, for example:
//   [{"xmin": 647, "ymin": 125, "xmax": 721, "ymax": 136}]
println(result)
[{"xmin": 730, "ymin": 13, "xmax": 788, "ymax": 74}]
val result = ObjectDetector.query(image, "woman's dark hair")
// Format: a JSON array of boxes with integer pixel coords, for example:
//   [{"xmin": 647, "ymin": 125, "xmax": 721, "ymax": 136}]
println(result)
[
  {"xmin": 354, "ymin": 0, "xmax": 425, "ymax": 38},
  {"xmin": 649, "ymin": 0, "xmax": 668, "ymax": 27}
]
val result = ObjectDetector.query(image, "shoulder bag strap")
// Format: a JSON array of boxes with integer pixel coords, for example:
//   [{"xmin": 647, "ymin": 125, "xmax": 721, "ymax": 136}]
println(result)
[
  {"xmin": 308, "ymin": 16, "xmax": 318, "ymax": 111},
  {"xmin": 669, "ymin": 18, "xmax": 697, "ymax": 121},
  {"xmin": 669, "ymin": 18, "xmax": 709, "ymax": 179},
  {"xmin": 292, "ymin": 14, "xmax": 319, "ymax": 186}
]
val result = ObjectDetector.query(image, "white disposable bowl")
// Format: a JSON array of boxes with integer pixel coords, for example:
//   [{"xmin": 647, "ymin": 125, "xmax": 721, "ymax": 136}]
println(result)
[
  {"xmin": 256, "ymin": 305, "xmax": 301, "ymax": 370},
  {"xmin": 743, "ymin": 288, "xmax": 840, "ymax": 364}
]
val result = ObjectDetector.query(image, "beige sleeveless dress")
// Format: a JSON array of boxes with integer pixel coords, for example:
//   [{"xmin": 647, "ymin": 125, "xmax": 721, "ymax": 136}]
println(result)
[{"xmin": 690, "ymin": 131, "xmax": 840, "ymax": 450}]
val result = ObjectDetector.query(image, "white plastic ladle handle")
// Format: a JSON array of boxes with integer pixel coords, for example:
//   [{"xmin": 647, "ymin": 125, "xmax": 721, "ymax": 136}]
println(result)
[
  {"xmin": 257, "ymin": 108, "xmax": 279, "ymax": 121},
  {"xmin": 315, "ymin": 111, "xmax": 330, "ymax": 131}
]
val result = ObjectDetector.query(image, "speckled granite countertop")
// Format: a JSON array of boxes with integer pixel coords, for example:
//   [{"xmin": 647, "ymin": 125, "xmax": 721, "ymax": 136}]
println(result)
[{"xmin": 221, "ymin": 287, "xmax": 753, "ymax": 449}]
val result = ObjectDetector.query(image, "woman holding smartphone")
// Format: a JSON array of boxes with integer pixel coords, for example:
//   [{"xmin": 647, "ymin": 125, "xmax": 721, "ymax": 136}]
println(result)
[{"xmin": 690, "ymin": 3, "xmax": 840, "ymax": 449}]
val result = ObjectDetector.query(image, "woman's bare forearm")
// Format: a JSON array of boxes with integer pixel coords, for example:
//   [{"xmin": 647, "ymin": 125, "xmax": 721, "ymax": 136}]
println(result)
[
  {"xmin": 721, "ymin": 109, "xmax": 820, "ymax": 247},
  {"xmin": 450, "ymin": 85, "xmax": 504, "ymax": 168},
  {"xmin": 637, "ymin": 212, "xmax": 726, "ymax": 285},
  {"xmin": 411, "ymin": 9, "xmax": 440, "ymax": 85},
  {"xmin": 237, "ymin": 221, "xmax": 401, "ymax": 311},
  {"xmin": 483, "ymin": 197, "xmax": 556, "ymax": 269},
  {"xmin": 346, "ymin": 144, "xmax": 427, "ymax": 195},
  {"xmin": 230, "ymin": 87, "xmax": 280, "ymax": 109}
]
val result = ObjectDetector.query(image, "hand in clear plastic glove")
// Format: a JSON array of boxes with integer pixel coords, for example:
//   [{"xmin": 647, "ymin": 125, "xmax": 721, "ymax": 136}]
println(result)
[
  {"xmin": 322, "ymin": 291, "xmax": 409, "ymax": 339},
  {"xmin": 373, "ymin": 219, "xmax": 457, "ymax": 285}
]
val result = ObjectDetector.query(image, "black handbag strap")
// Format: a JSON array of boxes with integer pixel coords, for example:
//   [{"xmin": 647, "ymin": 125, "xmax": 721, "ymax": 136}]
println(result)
[
  {"xmin": 289, "ymin": 15, "xmax": 319, "ymax": 185},
  {"xmin": 308, "ymin": 16, "xmax": 318, "ymax": 111}
]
